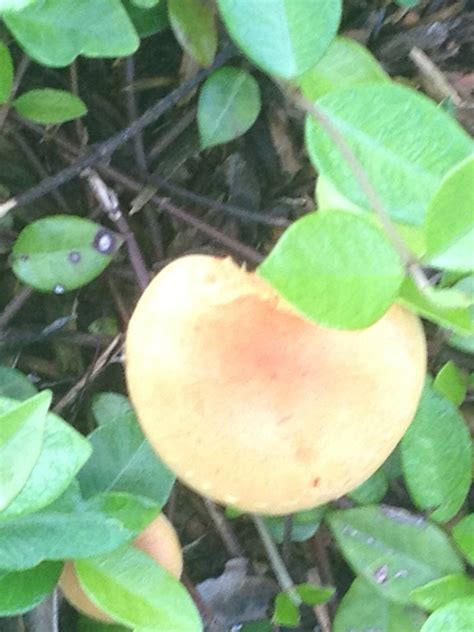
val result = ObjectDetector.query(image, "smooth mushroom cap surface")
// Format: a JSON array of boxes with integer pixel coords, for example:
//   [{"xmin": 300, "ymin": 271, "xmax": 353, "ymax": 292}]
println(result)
[
  {"xmin": 59, "ymin": 513, "xmax": 183, "ymax": 622},
  {"xmin": 126, "ymin": 255, "xmax": 427, "ymax": 514}
]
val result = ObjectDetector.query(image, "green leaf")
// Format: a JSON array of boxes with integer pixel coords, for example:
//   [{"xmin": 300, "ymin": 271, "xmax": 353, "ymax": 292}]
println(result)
[
  {"xmin": 0, "ymin": 0, "xmax": 37, "ymax": 12},
  {"xmin": 0, "ymin": 397, "xmax": 91, "ymax": 519},
  {"xmin": 258, "ymin": 210, "xmax": 404, "ymax": 328},
  {"xmin": 299, "ymin": 36, "xmax": 388, "ymax": 100},
  {"xmin": 76, "ymin": 545, "xmax": 202, "ymax": 630},
  {"xmin": 77, "ymin": 618, "xmax": 130, "ymax": 632},
  {"xmin": 420, "ymin": 597, "xmax": 474, "ymax": 632},
  {"xmin": 86, "ymin": 492, "xmax": 161, "ymax": 532},
  {"xmin": 396, "ymin": 0, "xmax": 421, "ymax": 7},
  {"xmin": 11, "ymin": 215, "xmax": 123, "ymax": 293},
  {"xmin": 0, "ymin": 391, "xmax": 50, "ymax": 512},
  {"xmin": 410, "ymin": 575, "xmax": 474, "ymax": 612},
  {"xmin": 241, "ymin": 622, "xmax": 272, "ymax": 632},
  {"xmin": 0, "ymin": 366, "xmax": 37, "ymax": 400},
  {"xmin": 263, "ymin": 506, "xmax": 326, "ymax": 543},
  {"xmin": 327, "ymin": 505, "xmax": 463, "ymax": 604},
  {"xmin": 4, "ymin": 0, "xmax": 139, "ymax": 67},
  {"xmin": 296, "ymin": 583, "xmax": 335, "ymax": 606},
  {"xmin": 168, "ymin": 0, "xmax": 217, "ymax": 67},
  {"xmin": 131, "ymin": 0, "xmax": 161, "ymax": 7},
  {"xmin": 92, "ymin": 392, "xmax": 136, "ymax": 426},
  {"xmin": 198, "ymin": 67, "xmax": 261, "ymax": 148},
  {"xmin": 217, "ymin": 0, "xmax": 341, "ymax": 79},
  {"xmin": 401, "ymin": 382, "xmax": 471, "ymax": 523},
  {"xmin": 452, "ymin": 514, "xmax": 474, "ymax": 564},
  {"xmin": 399, "ymin": 277, "xmax": 474, "ymax": 336},
  {"xmin": 0, "ymin": 491, "xmax": 138, "ymax": 570},
  {"xmin": 123, "ymin": 0, "xmax": 168, "ymax": 37},
  {"xmin": 433, "ymin": 361, "xmax": 467, "ymax": 406},
  {"xmin": 272, "ymin": 592, "xmax": 300, "ymax": 627},
  {"xmin": 305, "ymin": 84, "xmax": 474, "ymax": 225},
  {"xmin": 334, "ymin": 578, "xmax": 426, "ymax": 632},
  {"xmin": 0, "ymin": 41, "xmax": 13, "ymax": 104},
  {"xmin": 0, "ymin": 561, "xmax": 63, "ymax": 616},
  {"xmin": 425, "ymin": 157, "xmax": 474, "ymax": 273},
  {"xmin": 349, "ymin": 466, "xmax": 389, "ymax": 505},
  {"xmin": 78, "ymin": 409, "xmax": 174, "ymax": 507},
  {"xmin": 14, "ymin": 88, "xmax": 87, "ymax": 124}
]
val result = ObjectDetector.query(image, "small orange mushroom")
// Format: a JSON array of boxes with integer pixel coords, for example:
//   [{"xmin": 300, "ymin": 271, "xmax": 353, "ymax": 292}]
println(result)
[
  {"xmin": 59, "ymin": 513, "xmax": 182, "ymax": 622},
  {"xmin": 126, "ymin": 255, "xmax": 426, "ymax": 514}
]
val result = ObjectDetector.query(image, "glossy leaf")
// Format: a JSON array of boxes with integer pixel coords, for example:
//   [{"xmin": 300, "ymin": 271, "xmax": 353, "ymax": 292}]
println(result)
[
  {"xmin": 76, "ymin": 545, "xmax": 202, "ymax": 630},
  {"xmin": 425, "ymin": 157, "xmax": 474, "ymax": 273},
  {"xmin": 86, "ymin": 491, "xmax": 161, "ymax": 532},
  {"xmin": 217, "ymin": 0, "xmax": 341, "ymax": 79},
  {"xmin": 4, "ymin": 0, "xmax": 139, "ymax": 67},
  {"xmin": 198, "ymin": 67, "xmax": 261, "ymax": 148},
  {"xmin": 131, "ymin": 0, "xmax": 161, "ymax": 6},
  {"xmin": 0, "ymin": 397, "xmax": 91, "ymax": 519},
  {"xmin": 0, "ymin": 366, "xmax": 37, "ymax": 400},
  {"xmin": 12, "ymin": 215, "xmax": 123, "ymax": 293},
  {"xmin": 401, "ymin": 382, "xmax": 471, "ymax": 522},
  {"xmin": 299, "ymin": 36, "xmax": 388, "ymax": 100},
  {"xmin": 123, "ymin": 0, "xmax": 168, "ymax": 37},
  {"xmin": 334, "ymin": 578, "xmax": 426, "ymax": 632},
  {"xmin": 92, "ymin": 392, "xmax": 136, "ymax": 426},
  {"xmin": 399, "ymin": 277, "xmax": 474, "ymax": 336},
  {"xmin": 0, "ymin": 490, "xmax": 140, "ymax": 570},
  {"xmin": 168, "ymin": 0, "xmax": 217, "ymax": 66},
  {"xmin": 0, "ymin": 0, "xmax": 37, "ymax": 12},
  {"xmin": 349, "ymin": 467, "xmax": 389, "ymax": 505},
  {"xmin": 14, "ymin": 88, "xmax": 87, "ymax": 124},
  {"xmin": 272, "ymin": 592, "xmax": 299, "ymax": 627},
  {"xmin": 452, "ymin": 514, "xmax": 474, "ymax": 564},
  {"xmin": 410, "ymin": 574, "xmax": 474, "ymax": 612},
  {"xmin": 0, "ymin": 391, "xmax": 50, "ymax": 512},
  {"xmin": 264, "ymin": 506, "xmax": 326, "ymax": 543},
  {"xmin": 327, "ymin": 505, "xmax": 463, "ymax": 604},
  {"xmin": 0, "ymin": 41, "xmax": 13, "ymax": 103},
  {"xmin": 433, "ymin": 361, "xmax": 467, "ymax": 406},
  {"xmin": 258, "ymin": 210, "xmax": 404, "ymax": 328},
  {"xmin": 78, "ymin": 408, "xmax": 174, "ymax": 506},
  {"xmin": 0, "ymin": 561, "xmax": 63, "ymax": 615},
  {"xmin": 420, "ymin": 597, "xmax": 474, "ymax": 632},
  {"xmin": 306, "ymin": 84, "xmax": 473, "ymax": 225}
]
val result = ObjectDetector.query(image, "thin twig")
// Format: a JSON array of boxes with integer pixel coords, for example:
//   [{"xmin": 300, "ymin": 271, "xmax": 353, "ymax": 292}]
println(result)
[
  {"xmin": 0, "ymin": 287, "xmax": 33, "ymax": 330},
  {"xmin": 252, "ymin": 515, "xmax": 302, "ymax": 607},
  {"xmin": 281, "ymin": 515, "xmax": 293, "ymax": 565},
  {"xmin": 125, "ymin": 56, "xmax": 148, "ymax": 173},
  {"xmin": 307, "ymin": 567, "xmax": 332, "ymax": 632},
  {"xmin": 203, "ymin": 498, "xmax": 245, "ymax": 558},
  {"xmin": 0, "ymin": 53, "xmax": 30, "ymax": 130},
  {"xmin": 409, "ymin": 46, "xmax": 462, "ymax": 106},
  {"xmin": 0, "ymin": 46, "xmax": 235, "ymax": 218},
  {"xmin": 283, "ymin": 85, "xmax": 431, "ymax": 291}
]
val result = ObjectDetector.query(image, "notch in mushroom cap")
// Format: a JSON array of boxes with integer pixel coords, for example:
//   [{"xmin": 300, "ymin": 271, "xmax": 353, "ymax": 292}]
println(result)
[{"xmin": 126, "ymin": 254, "xmax": 426, "ymax": 514}]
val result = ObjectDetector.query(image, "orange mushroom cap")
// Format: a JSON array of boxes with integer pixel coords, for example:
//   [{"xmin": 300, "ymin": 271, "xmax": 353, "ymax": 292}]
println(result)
[
  {"xmin": 126, "ymin": 255, "xmax": 426, "ymax": 514},
  {"xmin": 59, "ymin": 513, "xmax": 182, "ymax": 622}
]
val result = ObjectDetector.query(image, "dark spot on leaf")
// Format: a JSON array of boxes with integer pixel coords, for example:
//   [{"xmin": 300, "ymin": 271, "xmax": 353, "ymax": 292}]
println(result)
[
  {"xmin": 93, "ymin": 228, "xmax": 117, "ymax": 255},
  {"xmin": 373, "ymin": 564, "xmax": 389, "ymax": 584},
  {"xmin": 19, "ymin": 254, "xmax": 29, "ymax": 262},
  {"xmin": 68, "ymin": 250, "xmax": 81, "ymax": 264}
]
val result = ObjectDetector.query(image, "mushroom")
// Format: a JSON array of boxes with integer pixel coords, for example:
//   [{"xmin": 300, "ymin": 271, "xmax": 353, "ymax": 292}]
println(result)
[
  {"xmin": 126, "ymin": 255, "xmax": 426, "ymax": 514},
  {"xmin": 59, "ymin": 513, "xmax": 183, "ymax": 622}
]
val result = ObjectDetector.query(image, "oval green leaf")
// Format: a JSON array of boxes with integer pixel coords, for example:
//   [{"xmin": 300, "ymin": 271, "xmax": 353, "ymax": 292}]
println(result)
[
  {"xmin": 0, "ymin": 561, "xmax": 63, "ymax": 616},
  {"xmin": 0, "ymin": 0, "xmax": 37, "ymax": 12},
  {"xmin": 198, "ymin": 66, "xmax": 261, "ymax": 148},
  {"xmin": 299, "ymin": 36, "xmax": 388, "ymax": 101},
  {"xmin": 258, "ymin": 210, "xmax": 404, "ymax": 329},
  {"xmin": 349, "ymin": 467, "xmax": 389, "ymax": 505},
  {"xmin": 306, "ymin": 84, "xmax": 474, "ymax": 225},
  {"xmin": 327, "ymin": 505, "xmax": 463, "ymax": 604},
  {"xmin": 14, "ymin": 88, "xmax": 87, "ymax": 124},
  {"xmin": 420, "ymin": 597, "xmax": 474, "ymax": 632},
  {"xmin": 425, "ymin": 156, "xmax": 474, "ymax": 273},
  {"xmin": 272, "ymin": 592, "xmax": 300, "ymax": 627},
  {"xmin": 264, "ymin": 506, "xmax": 326, "ymax": 543},
  {"xmin": 0, "ymin": 366, "xmax": 37, "ymax": 400},
  {"xmin": 410, "ymin": 574, "xmax": 474, "ymax": 612},
  {"xmin": 4, "ymin": 0, "xmax": 139, "ymax": 67},
  {"xmin": 401, "ymin": 382, "xmax": 472, "ymax": 523},
  {"xmin": 0, "ymin": 391, "xmax": 50, "ymax": 512},
  {"xmin": 168, "ymin": 0, "xmax": 217, "ymax": 67},
  {"xmin": 123, "ymin": 0, "xmax": 169, "ymax": 37},
  {"xmin": 0, "ymin": 397, "xmax": 91, "ymax": 519},
  {"xmin": 452, "ymin": 514, "xmax": 474, "ymax": 564},
  {"xmin": 76, "ymin": 545, "xmax": 202, "ymax": 630},
  {"xmin": 433, "ymin": 361, "xmax": 467, "ymax": 406},
  {"xmin": 217, "ymin": 0, "xmax": 341, "ymax": 79},
  {"xmin": 334, "ymin": 578, "xmax": 426, "ymax": 632},
  {"xmin": 0, "ymin": 41, "xmax": 13, "ymax": 104},
  {"xmin": 11, "ymin": 215, "xmax": 123, "ymax": 293}
]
